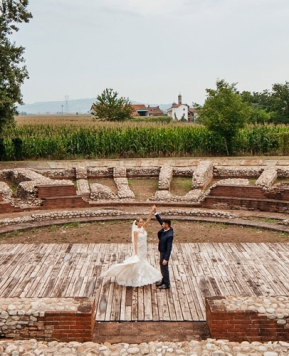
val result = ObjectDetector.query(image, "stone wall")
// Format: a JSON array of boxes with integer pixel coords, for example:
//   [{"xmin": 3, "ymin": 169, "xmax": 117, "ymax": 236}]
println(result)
[
  {"xmin": 0, "ymin": 297, "xmax": 95, "ymax": 342},
  {"xmin": 0, "ymin": 209, "xmax": 125, "ymax": 227},
  {"xmin": 206, "ymin": 295, "xmax": 289, "ymax": 342},
  {"xmin": 213, "ymin": 166, "xmax": 264, "ymax": 178}
]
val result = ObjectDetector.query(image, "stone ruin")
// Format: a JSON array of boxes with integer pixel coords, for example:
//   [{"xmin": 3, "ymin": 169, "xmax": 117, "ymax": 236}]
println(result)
[{"xmin": 1, "ymin": 160, "xmax": 289, "ymax": 213}]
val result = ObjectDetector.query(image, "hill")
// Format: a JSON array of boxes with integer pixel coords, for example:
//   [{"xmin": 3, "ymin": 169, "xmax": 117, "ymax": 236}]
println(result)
[{"xmin": 18, "ymin": 98, "xmax": 172, "ymax": 115}]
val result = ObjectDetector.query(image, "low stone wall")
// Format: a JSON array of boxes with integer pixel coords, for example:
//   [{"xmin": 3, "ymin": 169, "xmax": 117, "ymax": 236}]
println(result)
[
  {"xmin": 0, "ymin": 297, "xmax": 95, "ymax": 342},
  {"xmin": 1, "ymin": 338, "xmax": 289, "ymax": 356},
  {"xmin": 206, "ymin": 295, "xmax": 289, "ymax": 342},
  {"xmin": 162, "ymin": 209, "xmax": 236, "ymax": 219},
  {"xmin": 213, "ymin": 166, "xmax": 265, "ymax": 178},
  {"xmin": 0, "ymin": 209, "xmax": 125, "ymax": 227}
]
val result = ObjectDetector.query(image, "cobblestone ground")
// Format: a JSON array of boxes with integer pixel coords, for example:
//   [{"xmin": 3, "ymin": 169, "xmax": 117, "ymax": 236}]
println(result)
[{"xmin": 0, "ymin": 339, "xmax": 289, "ymax": 356}]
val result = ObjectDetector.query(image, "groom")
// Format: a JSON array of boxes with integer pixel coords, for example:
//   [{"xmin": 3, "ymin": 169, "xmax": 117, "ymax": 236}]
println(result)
[{"xmin": 153, "ymin": 205, "xmax": 174, "ymax": 289}]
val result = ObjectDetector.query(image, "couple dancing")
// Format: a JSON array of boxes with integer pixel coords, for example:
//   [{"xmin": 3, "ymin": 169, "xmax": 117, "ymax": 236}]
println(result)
[{"xmin": 104, "ymin": 205, "xmax": 173, "ymax": 289}]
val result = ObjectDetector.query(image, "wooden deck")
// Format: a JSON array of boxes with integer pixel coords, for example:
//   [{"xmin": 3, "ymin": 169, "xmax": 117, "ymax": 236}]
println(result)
[{"xmin": 1, "ymin": 243, "xmax": 289, "ymax": 321}]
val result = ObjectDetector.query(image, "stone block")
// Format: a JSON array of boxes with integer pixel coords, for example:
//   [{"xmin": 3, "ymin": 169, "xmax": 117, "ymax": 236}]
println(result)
[
  {"xmin": 192, "ymin": 160, "xmax": 213, "ymax": 189},
  {"xmin": 76, "ymin": 179, "xmax": 90, "ymax": 196},
  {"xmin": 158, "ymin": 166, "xmax": 173, "ymax": 190},
  {"xmin": 90, "ymin": 183, "xmax": 116, "ymax": 200},
  {"xmin": 75, "ymin": 166, "xmax": 88, "ymax": 180},
  {"xmin": 256, "ymin": 167, "xmax": 277, "ymax": 188},
  {"xmin": 114, "ymin": 178, "xmax": 135, "ymax": 199},
  {"xmin": 113, "ymin": 167, "xmax": 126, "ymax": 178}
]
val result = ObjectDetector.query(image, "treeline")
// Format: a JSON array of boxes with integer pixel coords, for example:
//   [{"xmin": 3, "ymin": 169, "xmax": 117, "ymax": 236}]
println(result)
[
  {"xmin": 240, "ymin": 82, "xmax": 289, "ymax": 124},
  {"xmin": 1, "ymin": 124, "xmax": 289, "ymax": 160}
]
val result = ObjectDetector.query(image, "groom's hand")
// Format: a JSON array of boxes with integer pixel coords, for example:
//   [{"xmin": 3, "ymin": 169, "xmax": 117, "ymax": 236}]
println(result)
[{"xmin": 162, "ymin": 260, "xmax": 168, "ymax": 265}]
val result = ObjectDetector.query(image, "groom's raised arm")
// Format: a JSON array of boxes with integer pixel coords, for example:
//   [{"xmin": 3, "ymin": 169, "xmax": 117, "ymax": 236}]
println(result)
[{"xmin": 154, "ymin": 212, "xmax": 163, "ymax": 226}]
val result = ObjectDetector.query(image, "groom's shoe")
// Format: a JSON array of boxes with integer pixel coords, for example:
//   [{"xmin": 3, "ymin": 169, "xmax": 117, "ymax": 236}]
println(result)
[
  {"xmin": 158, "ymin": 284, "xmax": 170, "ymax": 290},
  {"xmin": 155, "ymin": 280, "xmax": 163, "ymax": 287}
]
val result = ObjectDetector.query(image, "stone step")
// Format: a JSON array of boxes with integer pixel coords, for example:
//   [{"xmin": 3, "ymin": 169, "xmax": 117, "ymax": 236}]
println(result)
[
  {"xmin": 41, "ymin": 195, "xmax": 89, "ymax": 209},
  {"xmin": 36, "ymin": 184, "xmax": 76, "ymax": 198},
  {"xmin": 201, "ymin": 195, "xmax": 289, "ymax": 213}
]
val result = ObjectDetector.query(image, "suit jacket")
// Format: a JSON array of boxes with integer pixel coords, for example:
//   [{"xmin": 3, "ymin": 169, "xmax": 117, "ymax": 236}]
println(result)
[{"xmin": 155, "ymin": 213, "xmax": 174, "ymax": 261}]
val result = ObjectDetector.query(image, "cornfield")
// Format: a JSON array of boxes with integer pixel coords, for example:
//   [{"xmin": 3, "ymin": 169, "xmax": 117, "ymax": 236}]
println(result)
[{"xmin": 1, "ymin": 119, "xmax": 289, "ymax": 160}]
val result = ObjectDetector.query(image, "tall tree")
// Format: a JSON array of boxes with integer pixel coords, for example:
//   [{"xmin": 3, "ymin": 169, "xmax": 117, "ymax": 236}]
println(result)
[
  {"xmin": 241, "ymin": 91, "xmax": 272, "ymax": 124},
  {"xmin": 271, "ymin": 81, "xmax": 289, "ymax": 124},
  {"xmin": 0, "ymin": 0, "xmax": 32, "ymax": 134},
  {"xmin": 195, "ymin": 79, "xmax": 251, "ymax": 155},
  {"xmin": 92, "ymin": 88, "xmax": 133, "ymax": 121}
]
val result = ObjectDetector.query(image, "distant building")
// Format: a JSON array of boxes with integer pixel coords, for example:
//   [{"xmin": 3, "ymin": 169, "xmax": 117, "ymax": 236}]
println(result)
[
  {"xmin": 91, "ymin": 103, "xmax": 164, "ymax": 117},
  {"xmin": 167, "ymin": 95, "xmax": 195, "ymax": 122},
  {"xmin": 131, "ymin": 104, "xmax": 164, "ymax": 117},
  {"xmin": 131, "ymin": 104, "xmax": 149, "ymax": 117},
  {"xmin": 147, "ymin": 105, "xmax": 164, "ymax": 116}
]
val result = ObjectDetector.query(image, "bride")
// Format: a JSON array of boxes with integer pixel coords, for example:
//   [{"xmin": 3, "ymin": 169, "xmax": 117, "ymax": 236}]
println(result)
[{"xmin": 103, "ymin": 207, "xmax": 162, "ymax": 287}]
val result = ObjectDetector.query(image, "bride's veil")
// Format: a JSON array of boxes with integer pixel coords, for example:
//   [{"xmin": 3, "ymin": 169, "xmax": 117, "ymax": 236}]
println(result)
[{"xmin": 131, "ymin": 220, "xmax": 138, "ymax": 255}]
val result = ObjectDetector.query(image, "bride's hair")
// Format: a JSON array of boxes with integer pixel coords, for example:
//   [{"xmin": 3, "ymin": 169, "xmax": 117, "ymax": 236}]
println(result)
[{"xmin": 135, "ymin": 217, "xmax": 143, "ymax": 225}]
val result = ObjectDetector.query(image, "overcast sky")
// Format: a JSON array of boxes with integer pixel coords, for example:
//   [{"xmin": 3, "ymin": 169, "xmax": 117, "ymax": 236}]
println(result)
[{"xmin": 14, "ymin": 0, "xmax": 289, "ymax": 106}]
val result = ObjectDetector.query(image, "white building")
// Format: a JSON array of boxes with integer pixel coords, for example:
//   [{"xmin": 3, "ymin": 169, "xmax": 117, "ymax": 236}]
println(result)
[{"xmin": 167, "ymin": 95, "xmax": 194, "ymax": 122}]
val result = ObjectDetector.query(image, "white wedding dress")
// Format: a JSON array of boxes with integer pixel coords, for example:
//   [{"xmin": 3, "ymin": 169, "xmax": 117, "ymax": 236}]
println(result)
[{"xmin": 103, "ymin": 222, "xmax": 162, "ymax": 287}]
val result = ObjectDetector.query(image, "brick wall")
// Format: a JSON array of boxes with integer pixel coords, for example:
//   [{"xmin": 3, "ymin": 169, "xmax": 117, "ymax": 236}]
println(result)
[
  {"xmin": 0, "ymin": 202, "xmax": 22, "ymax": 213},
  {"xmin": 37, "ymin": 185, "xmax": 76, "ymax": 198},
  {"xmin": 93, "ymin": 321, "xmax": 209, "ymax": 343},
  {"xmin": 41, "ymin": 196, "xmax": 90, "ymax": 209},
  {"xmin": 201, "ymin": 196, "xmax": 289, "ymax": 213},
  {"xmin": 209, "ymin": 185, "xmax": 289, "ymax": 201},
  {"xmin": 41, "ymin": 310, "xmax": 94, "ymax": 342},
  {"xmin": 206, "ymin": 297, "xmax": 289, "ymax": 342}
]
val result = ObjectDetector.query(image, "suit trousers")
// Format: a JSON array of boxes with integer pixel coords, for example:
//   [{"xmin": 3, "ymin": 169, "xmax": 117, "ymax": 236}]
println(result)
[{"xmin": 160, "ymin": 252, "xmax": 170, "ymax": 286}]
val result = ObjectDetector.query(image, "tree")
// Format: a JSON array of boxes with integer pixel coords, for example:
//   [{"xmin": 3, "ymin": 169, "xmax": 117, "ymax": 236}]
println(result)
[
  {"xmin": 240, "ymin": 91, "xmax": 272, "ymax": 124},
  {"xmin": 270, "ymin": 81, "xmax": 289, "ymax": 124},
  {"xmin": 92, "ymin": 88, "xmax": 134, "ymax": 121},
  {"xmin": 0, "ymin": 0, "xmax": 32, "ymax": 134},
  {"xmin": 194, "ymin": 79, "xmax": 251, "ymax": 155},
  {"xmin": 241, "ymin": 82, "xmax": 289, "ymax": 124}
]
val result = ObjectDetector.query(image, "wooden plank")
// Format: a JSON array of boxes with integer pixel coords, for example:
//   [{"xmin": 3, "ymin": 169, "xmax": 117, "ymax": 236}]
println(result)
[
  {"xmin": 131, "ymin": 287, "xmax": 138, "ymax": 321},
  {"xmin": 178, "ymin": 244, "xmax": 203, "ymax": 320},
  {"xmin": 143, "ymin": 284, "xmax": 153, "ymax": 321}
]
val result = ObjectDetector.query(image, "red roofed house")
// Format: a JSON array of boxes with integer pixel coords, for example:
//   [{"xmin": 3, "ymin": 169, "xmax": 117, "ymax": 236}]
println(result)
[
  {"xmin": 147, "ymin": 105, "xmax": 164, "ymax": 116},
  {"xmin": 131, "ymin": 104, "xmax": 164, "ymax": 117},
  {"xmin": 131, "ymin": 104, "xmax": 149, "ymax": 117},
  {"xmin": 167, "ymin": 95, "xmax": 195, "ymax": 122}
]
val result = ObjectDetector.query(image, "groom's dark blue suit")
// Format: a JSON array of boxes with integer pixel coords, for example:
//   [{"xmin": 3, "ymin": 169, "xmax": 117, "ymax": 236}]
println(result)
[{"xmin": 155, "ymin": 213, "xmax": 174, "ymax": 287}]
